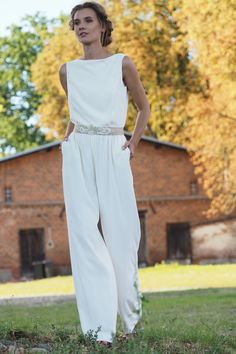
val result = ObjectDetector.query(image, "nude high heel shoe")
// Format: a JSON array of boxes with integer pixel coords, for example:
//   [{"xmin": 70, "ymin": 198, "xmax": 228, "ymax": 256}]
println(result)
[{"xmin": 97, "ymin": 340, "xmax": 112, "ymax": 349}]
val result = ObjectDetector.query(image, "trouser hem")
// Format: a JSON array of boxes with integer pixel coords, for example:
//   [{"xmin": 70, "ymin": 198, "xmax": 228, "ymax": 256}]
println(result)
[
  {"xmin": 96, "ymin": 331, "xmax": 115, "ymax": 342},
  {"xmin": 123, "ymin": 314, "xmax": 142, "ymax": 335}
]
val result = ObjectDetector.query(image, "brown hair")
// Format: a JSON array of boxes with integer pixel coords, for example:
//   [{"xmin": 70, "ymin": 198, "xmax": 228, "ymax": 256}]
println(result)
[{"xmin": 69, "ymin": 1, "xmax": 113, "ymax": 47}]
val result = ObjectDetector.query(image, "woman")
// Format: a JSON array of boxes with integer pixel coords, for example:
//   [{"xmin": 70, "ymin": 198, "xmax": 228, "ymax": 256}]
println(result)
[{"xmin": 59, "ymin": 1, "xmax": 150, "ymax": 349}]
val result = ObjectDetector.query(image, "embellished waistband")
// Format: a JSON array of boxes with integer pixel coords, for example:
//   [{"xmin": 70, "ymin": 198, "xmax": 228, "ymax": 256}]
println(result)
[{"xmin": 74, "ymin": 123, "xmax": 124, "ymax": 135}]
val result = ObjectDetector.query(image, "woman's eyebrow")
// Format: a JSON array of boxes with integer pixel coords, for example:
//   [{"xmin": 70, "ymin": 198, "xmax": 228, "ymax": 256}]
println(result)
[{"xmin": 74, "ymin": 16, "xmax": 94, "ymax": 21}]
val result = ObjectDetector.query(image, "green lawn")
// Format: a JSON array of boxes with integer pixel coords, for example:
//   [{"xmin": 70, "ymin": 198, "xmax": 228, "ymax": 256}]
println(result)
[
  {"xmin": 0, "ymin": 264, "xmax": 235, "ymax": 353},
  {"xmin": 0, "ymin": 263, "xmax": 236, "ymax": 298},
  {"xmin": 0, "ymin": 288, "xmax": 235, "ymax": 353}
]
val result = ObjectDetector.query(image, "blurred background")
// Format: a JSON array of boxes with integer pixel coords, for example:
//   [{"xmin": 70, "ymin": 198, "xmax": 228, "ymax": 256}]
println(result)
[{"xmin": 0, "ymin": 0, "xmax": 236, "ymax": 282}]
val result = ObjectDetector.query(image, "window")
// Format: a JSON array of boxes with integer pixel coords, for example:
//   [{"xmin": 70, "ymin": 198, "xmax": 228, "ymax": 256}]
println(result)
[
  {"xmin": 167, "ymin": 222, "xmax": 192, "ymax": 260},
  {"xmin": 190, "ymin": 181, "xmax": 198, "ymax": 195},
  {"xmin": 4, "ymin": 186, "xmax": 12, "ymax": 202}
]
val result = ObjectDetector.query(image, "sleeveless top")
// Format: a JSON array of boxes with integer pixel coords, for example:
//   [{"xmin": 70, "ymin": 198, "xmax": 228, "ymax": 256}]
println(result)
[{"xmin": 66, "ymin": 53, "xmax": 128, "ymax": 128}]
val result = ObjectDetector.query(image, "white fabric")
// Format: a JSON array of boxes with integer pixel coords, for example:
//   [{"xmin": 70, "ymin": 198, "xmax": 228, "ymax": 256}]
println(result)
[
  {"xmin": 66, "ymin": 53, "xmax": 128, "ymax": 127},
  {"xmin": 62, "ymin": 53, "xmax": 142, "ymax": 343}
]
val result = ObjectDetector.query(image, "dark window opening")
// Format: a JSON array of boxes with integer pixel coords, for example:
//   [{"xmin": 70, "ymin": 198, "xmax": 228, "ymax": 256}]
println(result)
[
  {"xmin": 167, "ymin": 222, "xmax": 192, "ymax": 260},
  {"xmin": 190, "ymin": 181, "xmax": 198, "ymax": 195},
  {"xmin": 19, "ymin": 228, "xmax": 45, "ymax": 277},
  {"xmin": 4, "ymin": 186, "xmax": 12, "ymax": 202}
]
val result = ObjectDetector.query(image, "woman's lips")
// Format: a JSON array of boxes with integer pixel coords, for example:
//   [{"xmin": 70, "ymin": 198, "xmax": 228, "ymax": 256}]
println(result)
[{"xmin": 80, "ymin": 32, "xmax": 88, "ymax": 37}]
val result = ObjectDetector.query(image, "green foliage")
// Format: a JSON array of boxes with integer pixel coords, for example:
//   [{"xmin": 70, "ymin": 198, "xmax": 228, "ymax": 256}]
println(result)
[{"xmin": 0, "ymin": 13, "xmax": 59, "ymax": 155}]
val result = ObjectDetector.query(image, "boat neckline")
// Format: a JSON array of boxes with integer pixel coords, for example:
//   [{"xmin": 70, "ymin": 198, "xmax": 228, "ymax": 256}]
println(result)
[{"xmin": 76, "ymin": 53, "xmax": 119, "ymax": 61}]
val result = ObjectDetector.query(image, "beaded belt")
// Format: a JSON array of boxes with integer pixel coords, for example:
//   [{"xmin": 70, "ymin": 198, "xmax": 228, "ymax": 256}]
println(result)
[{"xmin": 74, "ymin": 123, "xmax": 124, "ymax": 135}]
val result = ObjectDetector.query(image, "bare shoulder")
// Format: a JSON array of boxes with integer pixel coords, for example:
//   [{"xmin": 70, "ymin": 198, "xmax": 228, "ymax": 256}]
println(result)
[
  {"xmin": 59, "ymin": 63, "xmax": 67, "ymax": 77},
  {"xmin": 121, "ymin": 55, "xmax": 139, "ymax": 79},
  {"xmin": 121, "ymin": 54, "xmax": 149, "ymax": 112},
  {"xmin": 121, "ymin": 55, "xmax": 140, "ymax": 88},
  {"xmin": 122, "ymin": 55, "xmax": 135, "ymax": 70},
  {"xmin": 59, "ymin": 63, "xmax": 68, "ymax": 96}
]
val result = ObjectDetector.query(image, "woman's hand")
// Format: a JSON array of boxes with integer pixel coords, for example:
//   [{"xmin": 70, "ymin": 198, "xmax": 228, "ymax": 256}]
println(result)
[
  {"xmin": 59, "ymin": 135, "xmax": 69, "ymax": 151},
  {"xmin": 122, "ymin": 139, "xmax": 136, "ymax": 159}
]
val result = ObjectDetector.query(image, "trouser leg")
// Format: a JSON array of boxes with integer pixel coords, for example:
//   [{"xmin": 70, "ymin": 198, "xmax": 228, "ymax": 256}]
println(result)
[
  {"xmin": 94, "ymin": 134, "xmax": 143, "ymax": 334},
  {"xmin": 61, "ymin": 132, "xmax": 118, "ymax": 342}
]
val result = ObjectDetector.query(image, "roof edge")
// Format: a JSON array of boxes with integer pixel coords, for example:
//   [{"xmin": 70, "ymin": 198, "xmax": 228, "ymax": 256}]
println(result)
[{"xmin": 0, "ymin": 131, "xmax": 187, "ymax": 164}]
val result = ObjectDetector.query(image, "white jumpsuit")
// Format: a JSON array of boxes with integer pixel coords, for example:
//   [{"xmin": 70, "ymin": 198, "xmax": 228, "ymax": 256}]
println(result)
[{"xmin": 61, "ymin": 53, "xmax": 142, "ymax": 343}]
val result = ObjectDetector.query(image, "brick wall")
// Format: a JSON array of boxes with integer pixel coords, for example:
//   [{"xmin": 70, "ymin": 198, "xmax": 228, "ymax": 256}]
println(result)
[{"xmin": 0, "ymin": 138, "xmax": 235, "ymax": 281}]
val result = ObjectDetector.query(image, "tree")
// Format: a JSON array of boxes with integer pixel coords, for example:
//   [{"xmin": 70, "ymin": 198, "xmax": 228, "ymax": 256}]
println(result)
[
  {"xmin": 173, "ymin": 0, "xmax": 236, "ymax": 216},
  {"xmin": 31, "ymin": 0, "xmax": 198, "ymax": 140},
  {"xmin": 31, "ymin": 0, "xmax": 236, "ymax": 217},
  {"xmin": 0, "ymin": 13, "xmax": 57, "ymax": 155}
]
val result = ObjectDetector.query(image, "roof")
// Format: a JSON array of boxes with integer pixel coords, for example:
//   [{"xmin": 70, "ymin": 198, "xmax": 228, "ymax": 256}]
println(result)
[{"xmin": 0, "ymin": 130, "xmax": 187, "ymax": 164}]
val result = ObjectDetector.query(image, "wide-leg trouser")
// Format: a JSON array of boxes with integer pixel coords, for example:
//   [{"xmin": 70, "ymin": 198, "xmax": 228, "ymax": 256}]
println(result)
[{"xmin": 61, "ymin": 130, "xmax": 142, "ymax": 342}]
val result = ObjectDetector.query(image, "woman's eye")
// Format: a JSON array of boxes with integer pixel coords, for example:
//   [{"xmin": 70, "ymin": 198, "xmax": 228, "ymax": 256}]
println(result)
[{"xmin": 74, "ymin": 19, "xmax": 92, "ymax": 25}]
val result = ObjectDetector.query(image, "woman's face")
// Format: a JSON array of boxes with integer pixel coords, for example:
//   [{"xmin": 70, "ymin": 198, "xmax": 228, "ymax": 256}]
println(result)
[{"xmin": 73, "ymin": 8, "xmax": 104, "ymax": 45}]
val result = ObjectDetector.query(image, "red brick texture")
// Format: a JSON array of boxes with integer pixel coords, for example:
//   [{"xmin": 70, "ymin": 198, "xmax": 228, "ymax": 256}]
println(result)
[{"xmin": 0, "ymin": 138, "xmax": 235, "ymax": 281}]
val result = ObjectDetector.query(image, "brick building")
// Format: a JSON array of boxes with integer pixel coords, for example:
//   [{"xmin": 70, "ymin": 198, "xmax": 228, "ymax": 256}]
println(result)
[{"xmin": 0, "ymin": 131, "xmax": 235, "ymax": 282}]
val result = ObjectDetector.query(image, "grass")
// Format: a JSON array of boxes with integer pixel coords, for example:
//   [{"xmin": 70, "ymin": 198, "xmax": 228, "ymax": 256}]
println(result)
[
  {"xmin": 0, "ymin": 288, "xmax": 235, "ymax": 353},
  {"xmin": 0, "ymin": 263, "xmax": 236, "ymax": 298},
  {"xmin": 0, "ymin": 263, "xmax": 236, "ymax": 352}
]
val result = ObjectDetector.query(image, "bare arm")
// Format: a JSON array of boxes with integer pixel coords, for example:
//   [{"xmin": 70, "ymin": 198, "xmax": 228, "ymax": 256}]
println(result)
[
  {"xmin": 122, "ymin": 56, "xmax": 151, "ymax": 151},
  {"xmin": 59, "ymin": 63, "xmax": 74, "ymax": 139}
]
